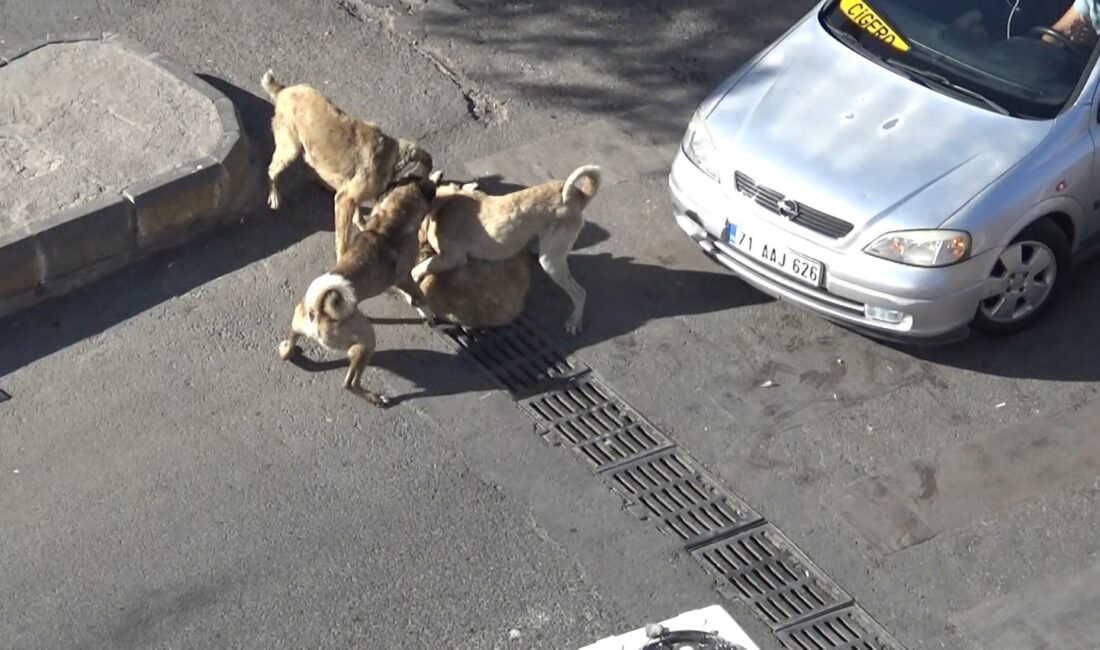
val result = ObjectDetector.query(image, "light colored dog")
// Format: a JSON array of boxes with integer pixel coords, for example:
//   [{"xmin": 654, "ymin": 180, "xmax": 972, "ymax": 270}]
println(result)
[
  {"xmin": 278, "ymin": 178, "xmax": 436, "ymax": 402},
  {"xmin": 278, "ymin": 299, "xmax": 380, "ymax": 400},
  {"xmin": 261, "ymin": 70, "xmax": 433, "ymax": 261},
  {"xmin": 412, "ymin": 165, "xmax": 601, "ymax": 334},
  {"xmin": 415, "ymin": 216, "xmax": 530, "ymax": 329}
]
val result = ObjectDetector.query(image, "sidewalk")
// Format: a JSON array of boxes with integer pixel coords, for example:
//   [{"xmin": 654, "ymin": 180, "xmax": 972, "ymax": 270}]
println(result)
[{"xmin": 0, "ymin": 33, "xmax": 255, "ymax": 318}]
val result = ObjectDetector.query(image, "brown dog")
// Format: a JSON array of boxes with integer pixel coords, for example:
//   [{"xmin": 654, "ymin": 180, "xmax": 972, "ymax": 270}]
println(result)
[
  {"xmin": 415, "ymin": 217, "xmax": 530, "ymax": 329},
  {"xmin": 261, "ymin": 70, "xmax": 433, "ymax": 261},
  {"xmin": 412, "ymin": 165, "xmax": 600, "ymax": 334},
  {"xmin": 278, "ymin": 302, "xmax": 379, "ymax": 400},
  {"xmin": 278, "ymin": 177, "xmax": 437, "ymax": 402}
]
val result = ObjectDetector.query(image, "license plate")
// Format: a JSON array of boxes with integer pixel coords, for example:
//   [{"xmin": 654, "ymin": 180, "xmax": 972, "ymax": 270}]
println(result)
[{"xmin": 725, "ymin": 223, "xmax": 823, "ymax": 286}]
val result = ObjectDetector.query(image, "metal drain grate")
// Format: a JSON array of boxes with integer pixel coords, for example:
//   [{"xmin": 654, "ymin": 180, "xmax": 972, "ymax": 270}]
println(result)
[
  {"xmin": 521, "ymin": 377, "xmax": 616, "ymax": 424},
  {"xmin": 423, "ymin": 303, "xmax": 904, "ymax": 649},
  {"xmin": 777, "ymin": 605, "xmax": 903, "ymax": 650},
  {"xmin": 521, "ymin": 378, "xmax": 675, "ymax": 471},
  {"xmin": 605, "ymin": 448, "xmax": 762, "ymax": 548},
  {"xmin": 437, "ymin": 314, "xmax": 583, "ymax": 395},
  {"xmin": 693, "ymin": 524, "xmax": 851, "ymax": 631}
]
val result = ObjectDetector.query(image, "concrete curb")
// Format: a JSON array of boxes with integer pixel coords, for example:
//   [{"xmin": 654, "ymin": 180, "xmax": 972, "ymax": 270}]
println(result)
[{"xmin": 0, "ymin": 32, "xmax": 257, "ymax": 319}]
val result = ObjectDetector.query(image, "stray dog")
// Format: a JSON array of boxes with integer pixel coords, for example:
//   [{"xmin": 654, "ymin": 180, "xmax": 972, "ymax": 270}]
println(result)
[
  {"xmin": 278, "ymin": 300, "xmax": 379, "ymax": 399},
  {"xmin": 413, "ymin": 165, "xmax": 601, "ymax": 334},
  {"xmin": 278, "ymin": 177, "xmax": 437, "ymax": 402},
  {"xmin": 415, "ymin": 217, "xmax": 530, "ymax": 329},
  {"xmin": 261, "ymin": 70, "xmax": 433, "ymax": 261}
]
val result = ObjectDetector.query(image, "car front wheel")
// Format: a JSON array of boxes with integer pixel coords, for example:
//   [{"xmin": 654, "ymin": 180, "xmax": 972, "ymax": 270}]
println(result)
[{"xmin": 972, "ymin": 219, "xmax": 1070, "ymax": 336}]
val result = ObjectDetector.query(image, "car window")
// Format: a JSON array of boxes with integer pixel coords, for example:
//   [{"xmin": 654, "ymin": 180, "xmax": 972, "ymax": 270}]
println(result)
[{"xmin": 821, "ymin": 0, "xmax": 1097, "ymax": 118}]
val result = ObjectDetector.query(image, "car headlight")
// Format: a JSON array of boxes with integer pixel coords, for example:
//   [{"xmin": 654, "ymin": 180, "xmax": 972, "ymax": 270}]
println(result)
[
  {"xmin": 864, "ymin": 230, "xmax": 971, "ymax": 267},
  {"xmin": 681, "ymin": 113, "xmax": 720, "ymax": 183}
]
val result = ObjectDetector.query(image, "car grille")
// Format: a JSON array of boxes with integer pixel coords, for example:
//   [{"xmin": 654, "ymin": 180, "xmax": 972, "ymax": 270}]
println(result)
[{"xmin": 734, "ymin": 172, "xmax": 854, "ymax": 239}]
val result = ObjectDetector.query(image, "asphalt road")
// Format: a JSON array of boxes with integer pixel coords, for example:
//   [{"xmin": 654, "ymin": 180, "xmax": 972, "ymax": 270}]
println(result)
[{"xmin": 4, "ymin": 1, "xmax": 1100, "ymax": 649}]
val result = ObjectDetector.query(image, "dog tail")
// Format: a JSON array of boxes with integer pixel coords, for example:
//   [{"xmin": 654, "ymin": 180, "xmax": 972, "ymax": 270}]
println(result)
[
  {"xmin": 562, "ymin": 165, "xmax": 602, "ymax": 205},
  {"xmin": 305, "ymin": 273, "xmax": 356, "ymax": 321},
  {"xmin": 261, "ymin": 69, "xmax": 286, "ymax": 100}
]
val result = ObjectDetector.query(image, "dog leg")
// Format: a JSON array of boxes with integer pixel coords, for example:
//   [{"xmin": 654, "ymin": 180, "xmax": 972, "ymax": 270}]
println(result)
[
  {"xmin": 334, "ymin": 174, "xmax": 376, "ymax": 260},
  {"xmin": 394, "ymin": 275, "xmax": 424, "ymax": 307},
  {"xmin": 540, "ymin": 254, "xmax": 586, "ymax": 335},
  {"xmin": 394, "ymin": 275, "xmax": 436, "ymax": 322},
  {"xmin": 278, "ymin": 332, "xmax": 300, "ymax": 360},
  {"xmin": 345, "ymin": 343, "xmax": 389, "ymax": 407},
  {"xmin": 333, "ymin": 191, "xmax": 359, "ymax": 262},
  {"xmin": 538, "ymin": 218, "xmax": 586, "ymax": 335},
  {"xmin": 352, "ymin": 202, "xmax": 372, "ymax": 232},
  {"xmin": 267, "ymin": 120, "xmax": 301, "ymax": 210},
  {"xmin": 347, "ymin": 172, "xmax": 382, "ymax": 230},
  {"xmin": 410, "ymin": 251, "xmax": 468, "ymax": 283}
]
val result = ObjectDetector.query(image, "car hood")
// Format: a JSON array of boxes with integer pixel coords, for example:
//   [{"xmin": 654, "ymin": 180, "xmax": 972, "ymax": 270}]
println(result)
[{"xmin": 705, "ymin": 15, "xmax": 1053, "ymax": 239}]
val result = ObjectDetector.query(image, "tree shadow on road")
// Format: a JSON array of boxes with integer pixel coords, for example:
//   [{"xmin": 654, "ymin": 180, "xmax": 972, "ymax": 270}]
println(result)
[
  {"xmin": 0, "ymin": 76, "xmax": 332, "ymax": 379},
  {"xmin": 418, "ymin": 0, "xmax": 817, "ymax": 139}
]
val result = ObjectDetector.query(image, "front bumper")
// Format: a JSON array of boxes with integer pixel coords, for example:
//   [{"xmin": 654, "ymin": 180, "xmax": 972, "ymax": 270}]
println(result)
[{"xmin": 669, "ymin": 150, "xmax": 991, "ymax": 343}]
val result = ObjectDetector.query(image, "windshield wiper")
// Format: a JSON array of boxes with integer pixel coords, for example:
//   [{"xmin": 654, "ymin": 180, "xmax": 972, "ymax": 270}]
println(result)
[{"xmin": 884, "ymin": 58, "xmax": 1013, "ymax": 116}]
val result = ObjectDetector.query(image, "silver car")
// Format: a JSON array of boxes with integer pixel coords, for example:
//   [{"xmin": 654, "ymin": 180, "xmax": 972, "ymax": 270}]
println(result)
[{"xmin": 669, "ymin": 0, "xmax": 1100, "ymax": 343}]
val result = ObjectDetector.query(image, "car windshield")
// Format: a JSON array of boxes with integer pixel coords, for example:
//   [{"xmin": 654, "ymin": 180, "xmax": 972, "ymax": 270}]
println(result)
[{"xmin": 820, "ymin": 0, "xmax": 1097, "ymax": 118}]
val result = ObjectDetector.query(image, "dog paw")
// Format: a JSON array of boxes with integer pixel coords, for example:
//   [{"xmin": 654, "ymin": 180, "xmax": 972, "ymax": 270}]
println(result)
[
  {"xmin": 564, "ymin": 316, "xmax": 583, "ymax": 336},
  {"xmin": 267, "ymin": 192, "xmax": 281, "ymax": 210},
  {"xmin": 277, "ymin": 340, "xmax": 297, "ymax": 360},
  {"xmin": 349, "ymin": 386, "xmax": 391, "ymax": 408},
  {"xmin": 429, "ymin": 170, "xmax": 444, "ymax": 184}
]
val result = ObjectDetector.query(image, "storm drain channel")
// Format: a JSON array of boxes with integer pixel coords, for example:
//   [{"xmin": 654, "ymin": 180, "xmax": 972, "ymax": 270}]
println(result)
[
  {"xmin": 433, "ymin": 314, "xmax": 905, "ymax": 650},
  {"xmin": 0, "ymin": 389, "xmax": 10, "ymax": 404}
]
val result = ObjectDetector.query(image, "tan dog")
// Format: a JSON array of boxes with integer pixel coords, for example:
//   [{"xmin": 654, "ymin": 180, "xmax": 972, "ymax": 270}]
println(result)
[
  {"xmin": 278, "ymin": 301, "xmax": 380, "ymax": 400},
  {"xmin": 415, "ymin": 217, "xmax": 530, "ymax": 329},
  {"xmin": 278, "ymin": 178, "xmax": 437, "ymax": 402},
  {"xmin": 261, "ymin": 70, "xmax": 433, "ymax": 261},
  {"xmin": 412, "ymin": 165, "xmax": 601, "ymax": 334}
]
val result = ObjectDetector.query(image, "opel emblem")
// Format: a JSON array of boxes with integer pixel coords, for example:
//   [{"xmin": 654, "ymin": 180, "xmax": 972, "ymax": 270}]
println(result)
[{"xmin": 777, "ymin": 198, "xmax": 799, "ymax": 219}]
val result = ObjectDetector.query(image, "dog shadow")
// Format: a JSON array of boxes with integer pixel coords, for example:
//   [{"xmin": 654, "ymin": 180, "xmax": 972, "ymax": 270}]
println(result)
[
  {"xmin": 0, "ymin": 75, "xmax": 336, "ymax": 379},
  {"xmin": 285, "ymin": 252, "xmax": 755, "ymax": 403},
  {"xmin": 286, "ymin": 346, "xmax": 502, "ymax": 406},
  {"xmin": 400, "ymin": 250, "xmax": 771, "ymax": 401},
  {"xmin": 385, "ymin": 172, "xmax": 765, "ymax": 399},
  {"xmin": 531, "ymin": 251, "xmax": 768, "ymax": 351}
]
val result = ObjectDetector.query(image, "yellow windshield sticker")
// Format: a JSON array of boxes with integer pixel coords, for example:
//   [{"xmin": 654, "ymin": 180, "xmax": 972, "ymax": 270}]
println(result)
[{"xmin": 838, "ymin": 0, "xmax": 911, "ymax": 52}]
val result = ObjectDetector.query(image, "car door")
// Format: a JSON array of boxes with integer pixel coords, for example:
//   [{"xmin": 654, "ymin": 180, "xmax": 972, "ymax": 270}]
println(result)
[{"xmin": 1082, "ymin": 60, "xmax": 1100, "ymax": 246}]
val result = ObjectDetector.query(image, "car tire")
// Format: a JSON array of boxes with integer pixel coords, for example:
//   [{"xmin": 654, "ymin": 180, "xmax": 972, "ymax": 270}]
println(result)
[{"xmin": 972, "ymin": 219, "xmax": 1070, "ymax": 336}]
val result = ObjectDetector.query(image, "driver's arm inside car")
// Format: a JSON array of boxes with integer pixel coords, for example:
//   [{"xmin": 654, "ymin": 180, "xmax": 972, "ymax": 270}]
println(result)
[{"xmin": 1053, "ymin": 1, "xmax": 1098, "ymax": 42}]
